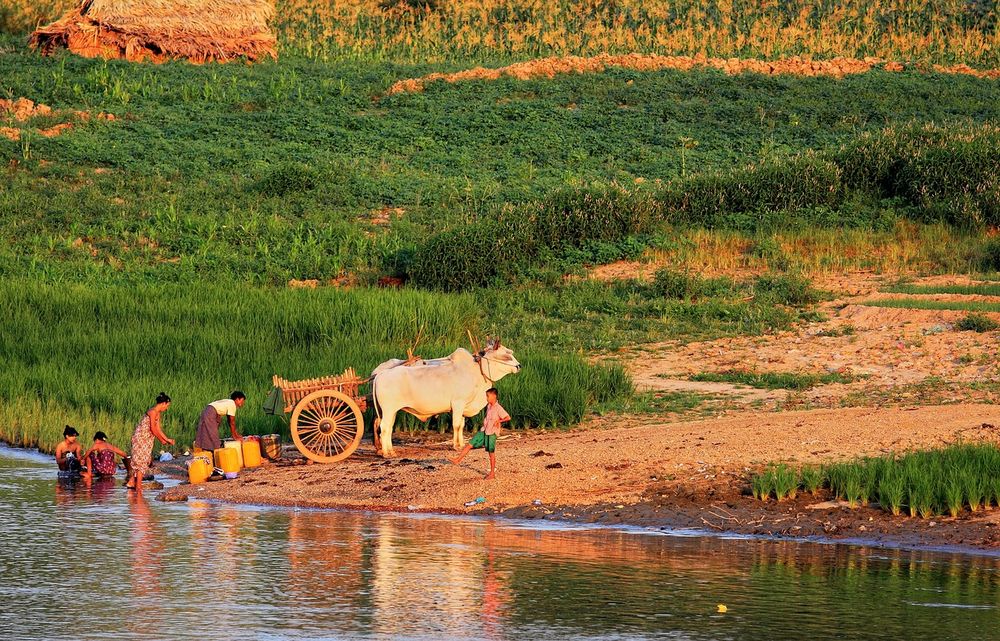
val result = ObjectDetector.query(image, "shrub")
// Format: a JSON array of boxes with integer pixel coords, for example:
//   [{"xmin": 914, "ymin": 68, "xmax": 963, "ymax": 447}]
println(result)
[
  {"xmin": 531, "ymin": 187, "xmax": 660, "ymax": 247},
  {"xmin": 800, "ymin": 465, "xmax": 825, "ymax": 495},
  {"xmin": 746, "ymin": 237, "xmax": 790, "ymax": 269},
  {"xmin": 752, "ymin": 273, "xmax": 820, "ymax": 306},
  {"xmin": 406, "ymin": 216, "xmax": 533, "ymax": 291},
  {"xmin": 979, "ymin": 238, "xmax": 1000, "ymax": 272},
  {"xmin": 659, "ymin": 154, "xmax": 844, "ymax": 228},
  {"xmin": 254, "ymin": 162, "xmax": 319, "ymax": 196},
  {"xmin": 652, "ymin": 268, "xmax": 701, "ymax": 299},
  {"xmin": 955, "ymin": 312, "xmax": 999, "ymax": 333},
  {"xmin": 836, "ymin": 123, "xmax": 1000, "ymax": 227}
]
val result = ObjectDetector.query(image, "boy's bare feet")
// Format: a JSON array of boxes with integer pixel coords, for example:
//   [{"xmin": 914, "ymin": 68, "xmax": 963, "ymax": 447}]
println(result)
[{"xmin": 484, "ymin": 472, "xmax": 495, "ymax": 480}]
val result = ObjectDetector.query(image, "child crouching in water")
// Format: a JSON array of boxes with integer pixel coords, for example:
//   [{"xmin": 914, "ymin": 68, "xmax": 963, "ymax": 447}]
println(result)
[{"xmin": 451, "ymin": 387, "xmax": 510, "ymax": 479}]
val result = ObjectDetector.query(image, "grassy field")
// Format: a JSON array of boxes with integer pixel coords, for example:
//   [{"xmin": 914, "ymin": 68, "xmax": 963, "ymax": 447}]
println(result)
[
  {"xmin": 0, "ymin": 281, "xmax": 638, "ymax": 451},
  {"xmin": 2, "ymin": 4, "xmax": 999, "ymax": 452}
]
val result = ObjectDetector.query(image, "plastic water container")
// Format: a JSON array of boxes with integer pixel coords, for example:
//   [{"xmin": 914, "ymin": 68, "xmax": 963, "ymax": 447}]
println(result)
[
  {"xmin": 192, "ymin": 452, "xmax": 213, "ymax": 469},
  {"xmin": 188, "ymin": 457, "xmax": 210, "ymax": 484},
  {"xmin": 223, "ymin": 439, "xmax": 244, "ymax": 468},
  {"xmin": 260, "ymin": 434, "xmax": 282, "ymax": 460},
  {"xmin": 214, "ymin": 447, "xmax": 240, "ymax": 474},
  {"xmin": 242, "ymin": 438, "xmax": 262, "ymax": 468}
]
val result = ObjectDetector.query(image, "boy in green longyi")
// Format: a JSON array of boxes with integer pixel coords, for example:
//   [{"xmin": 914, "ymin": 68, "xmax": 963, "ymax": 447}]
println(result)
[{"xmin": 451, "ymin": 387, "xmax": 510, "ymax": 479}]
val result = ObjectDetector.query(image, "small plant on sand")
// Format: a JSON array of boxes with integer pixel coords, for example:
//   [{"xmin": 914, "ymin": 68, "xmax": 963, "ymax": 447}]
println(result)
[
  {"xmin": 944, "ymin": 474, "xmax": 964, "ymax": 517},
  {"xmin": 989, "ymin": 461, "xmax": 1000, "ymax": 508},
  {"xmin": 955, "ymin": 313, "xmax": 999, "ymax": 333},
  {"xmin": 878, "ymin": 466, "xmax": 905, "ymax": 516},
  {"xmin": 858, "ymin": 459, "xmax": 878, "ymax": 506},
  {"xmin": 771, "ymin": 464, "xmax": 798, "ymax": 501},
  {"xmin": 751, "ymin": 472, "xmax": 769, "ymax": 502},
  {"xmin": 799, "ymin": 465, "xmax": 825, "ymax": 496},
  {"xmin": 906, "ymin": 465, "xmax": 936, "ymax": 518},
  {"xmin": 843, "ymin": 467, "xmax": 864, "ymax": 508},
  {"xmin": 827, "ymin": 464, "xmax": 846, "ymax": 501},
  {"xmin": 963, "ymin": 469, "xmax": 986, "ymax": 513}
]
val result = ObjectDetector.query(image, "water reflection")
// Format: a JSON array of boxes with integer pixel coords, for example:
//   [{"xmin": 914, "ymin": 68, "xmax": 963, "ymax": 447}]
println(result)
[
  {"xmin": 1, "ymin": 448, "xmax": 999, "ymax": 641},
  {"xmin": 128, "ymin": 492, "xmax": 166, "ymax": 636}
]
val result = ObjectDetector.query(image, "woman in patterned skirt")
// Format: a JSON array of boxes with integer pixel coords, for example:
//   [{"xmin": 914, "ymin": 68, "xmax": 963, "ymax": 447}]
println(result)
[{"xmin": 127, "ymin": 392, "xmax": 174, "ymax": 493}]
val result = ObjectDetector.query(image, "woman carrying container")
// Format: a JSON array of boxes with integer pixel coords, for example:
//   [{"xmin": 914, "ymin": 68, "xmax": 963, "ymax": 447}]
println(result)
[
  {"xmin": 127, "ymin": 392, "xmax": 174, "ymax": 493},
  {"xmin": 194, "ymin": 391, "xmax": 246, "ymax": 453}
]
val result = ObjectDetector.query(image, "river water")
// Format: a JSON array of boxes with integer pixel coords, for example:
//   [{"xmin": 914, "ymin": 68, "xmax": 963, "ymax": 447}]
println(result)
[{"xmin": 2, "ymin": 447, "xmax": 999, "ymax": 641}]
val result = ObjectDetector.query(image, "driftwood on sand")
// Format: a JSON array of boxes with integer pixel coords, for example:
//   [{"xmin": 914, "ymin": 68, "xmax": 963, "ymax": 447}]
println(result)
[{"xmin": 30, "ymin": 0, "xmax": 277, "ymax": 64}]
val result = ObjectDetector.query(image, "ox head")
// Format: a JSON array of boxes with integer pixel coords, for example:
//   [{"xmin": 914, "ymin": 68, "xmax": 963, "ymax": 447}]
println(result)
[{"xmin": 478, "ymin": 337, "xmax": 521, "ymax": 380}]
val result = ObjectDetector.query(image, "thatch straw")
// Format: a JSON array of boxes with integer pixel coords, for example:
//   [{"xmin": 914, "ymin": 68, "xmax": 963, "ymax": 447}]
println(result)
[{"xmin": 30, "ymin": 0, "xmax": 277, "ymax": 63}]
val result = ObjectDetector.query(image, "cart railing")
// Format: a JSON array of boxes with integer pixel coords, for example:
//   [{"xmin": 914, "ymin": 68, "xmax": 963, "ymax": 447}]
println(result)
[{"xmin": 271, "ymin": 368, "xmax": 366, "ymax": 415}]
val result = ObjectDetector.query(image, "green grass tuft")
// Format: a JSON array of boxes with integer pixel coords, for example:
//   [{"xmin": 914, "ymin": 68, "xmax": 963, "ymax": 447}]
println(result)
[
  {"xmin": 955, "ymin": 313, "xmax": 999, "ymax": 333},
  {"xmin": 690, "ymin": 370, "xmax": 850, "ymax": 390}
]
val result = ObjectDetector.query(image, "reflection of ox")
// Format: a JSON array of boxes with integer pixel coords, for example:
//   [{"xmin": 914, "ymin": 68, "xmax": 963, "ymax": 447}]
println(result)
[{"xmin": 371, "ymin": 340, "xmax": 521, "ymax": 457}]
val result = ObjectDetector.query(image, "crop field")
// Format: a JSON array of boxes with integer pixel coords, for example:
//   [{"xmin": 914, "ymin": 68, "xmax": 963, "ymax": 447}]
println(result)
[
  {"xmin": 1, "ymin": 2, "xmax": 999, "ymax": 452},
  {"xmin": 753, "ymin": 445, "xmax": 1000, "ymax": 519},
  {"xmin": 7, "ymin": 1, "xmax": 998, "ymax": 65}
]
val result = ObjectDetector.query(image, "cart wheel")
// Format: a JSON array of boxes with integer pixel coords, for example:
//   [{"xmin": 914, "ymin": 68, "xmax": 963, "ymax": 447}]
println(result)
[{"xmin": 290, "ymin": 390, "xmax": 364, "ymax": 463}]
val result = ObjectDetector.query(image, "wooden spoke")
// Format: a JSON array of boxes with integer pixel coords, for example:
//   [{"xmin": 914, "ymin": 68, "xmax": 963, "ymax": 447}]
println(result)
[{"xmin": 290, "ymin": 389, "xmax": 364, "ymax": 464}]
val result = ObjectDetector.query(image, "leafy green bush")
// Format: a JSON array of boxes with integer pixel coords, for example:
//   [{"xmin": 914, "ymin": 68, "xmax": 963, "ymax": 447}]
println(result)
[
  {"xmin": 978, "ymin": 237, "xmax": 1000, "ymax": 271},
  {"xmin": 955, "ymin": 312, "xmax": 999, "ymax": 332},
  {"xmin": 253, "ymin": 161, "xmax": 320, "ymax": 196},
  {"xmin": 753, "ymin": 273, "xmax": 821, "ymax": 306},
  {"xmin": 658, "ymin": 154, "xmax": 844, "ymax": 228},
  {"xmin": 836, "ymin": 123, "xmax": 1000, "ymax": 227},
  {"xmin": 407, "ymin": 216, "xmax": 534, "ymax": 290}
]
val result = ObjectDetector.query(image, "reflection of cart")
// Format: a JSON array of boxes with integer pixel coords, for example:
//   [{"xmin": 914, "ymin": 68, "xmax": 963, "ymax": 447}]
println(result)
[{"xmin": 267, "ymin": 369, "xmax": 368, "ymax": 463}]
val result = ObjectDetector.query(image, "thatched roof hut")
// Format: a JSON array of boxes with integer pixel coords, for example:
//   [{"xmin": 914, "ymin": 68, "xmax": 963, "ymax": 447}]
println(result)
[{"xmin": 30, "ymin": 0, "xmax": 277, "ymax": 64}]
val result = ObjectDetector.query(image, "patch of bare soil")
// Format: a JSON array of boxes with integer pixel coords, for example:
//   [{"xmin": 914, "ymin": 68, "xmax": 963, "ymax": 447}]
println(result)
[
  {"xmin": 620, "ymin": 273, "xmax": 1000, "ymax": 411},
  {"xmin": 161, "ymin": 405, "xmax": 1000, "ymax": 550},
  {"xmin": 385, "ymin": 53, "xmax": 1000, "ymax": 96},
  {"xmin": 0, "ymin": 97, "xmax": 114, "ymax": 141}
]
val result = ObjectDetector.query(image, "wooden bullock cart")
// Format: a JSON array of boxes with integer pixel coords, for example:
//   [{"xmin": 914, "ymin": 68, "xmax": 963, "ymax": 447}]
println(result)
[{"xmin": 267, "ymin": 369, "xmax": 368, "ymax": 463}]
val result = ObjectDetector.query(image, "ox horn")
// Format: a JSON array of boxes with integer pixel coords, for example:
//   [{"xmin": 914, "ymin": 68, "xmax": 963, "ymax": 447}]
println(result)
[{"xmin": 467, "ymin": 329, "xmax": 483, "ymax": 354}]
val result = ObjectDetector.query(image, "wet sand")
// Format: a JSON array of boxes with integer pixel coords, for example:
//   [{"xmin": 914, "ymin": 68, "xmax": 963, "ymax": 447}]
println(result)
[{"xmin": 160, "ymin": 403, "xmax": 1000, "ymax": 552}]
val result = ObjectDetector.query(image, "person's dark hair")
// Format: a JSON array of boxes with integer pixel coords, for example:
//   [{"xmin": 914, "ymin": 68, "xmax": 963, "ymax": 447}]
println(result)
[
  {"xmin": 63, "ymin": 425, "xmax": 79, "ymax": 437},
  {"xmin": 156, "ymin": 392, "xmax": 171, "ymax": 405},
  {"xmin": 486, "ymin": 387, "xmax": 499, "ymax": 397},
  {"xmin": 94, "ymin": 431, "xmax": 107, "ymax": 441},
  {"xmin": 231, "ymin": 390, "xmax": 246, "ymax": 401}
]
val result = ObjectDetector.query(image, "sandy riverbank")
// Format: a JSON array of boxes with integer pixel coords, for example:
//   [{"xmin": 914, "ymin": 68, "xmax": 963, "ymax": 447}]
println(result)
[{"xmin": 160, "ymin": 403, "xmax": 1000, "ymax": 551}]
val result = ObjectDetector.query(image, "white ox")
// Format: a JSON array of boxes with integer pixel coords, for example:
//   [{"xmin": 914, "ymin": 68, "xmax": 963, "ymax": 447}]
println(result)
[{"xmin": 370, "ymin": 341, "xmax": 521, "ymax": 457}]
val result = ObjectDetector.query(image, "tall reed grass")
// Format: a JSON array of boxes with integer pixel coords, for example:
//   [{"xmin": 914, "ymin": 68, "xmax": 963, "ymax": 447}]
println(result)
[
  {"xmin": 752, "ymin": 444, "xmax": 1000, "ymax": 518},
  {"xmin": 0, "ymin": 280, "xmax": 632, "ymax": 453}
]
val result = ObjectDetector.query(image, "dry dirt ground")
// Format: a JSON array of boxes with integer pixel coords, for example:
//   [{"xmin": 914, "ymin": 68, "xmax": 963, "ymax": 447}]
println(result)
[
  {"xmin": 161, "ymin": 272, "xmax": 1000, "ymax": 550},
  {"xmin": 615, "ymin": 272, "xmax": 1000, "ymax": 413}
]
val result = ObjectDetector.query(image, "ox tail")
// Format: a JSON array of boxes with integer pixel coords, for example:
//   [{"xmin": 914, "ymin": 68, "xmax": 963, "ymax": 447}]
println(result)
[{"xmin": 371, "ymin": 374, "xmax": 382, "ymax": 423}]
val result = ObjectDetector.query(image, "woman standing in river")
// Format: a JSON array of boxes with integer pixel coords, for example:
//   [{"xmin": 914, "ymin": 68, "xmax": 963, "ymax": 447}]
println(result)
[{"xmin": 127, "ymin": 392, "xmax": 174, "ymax": 493}]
